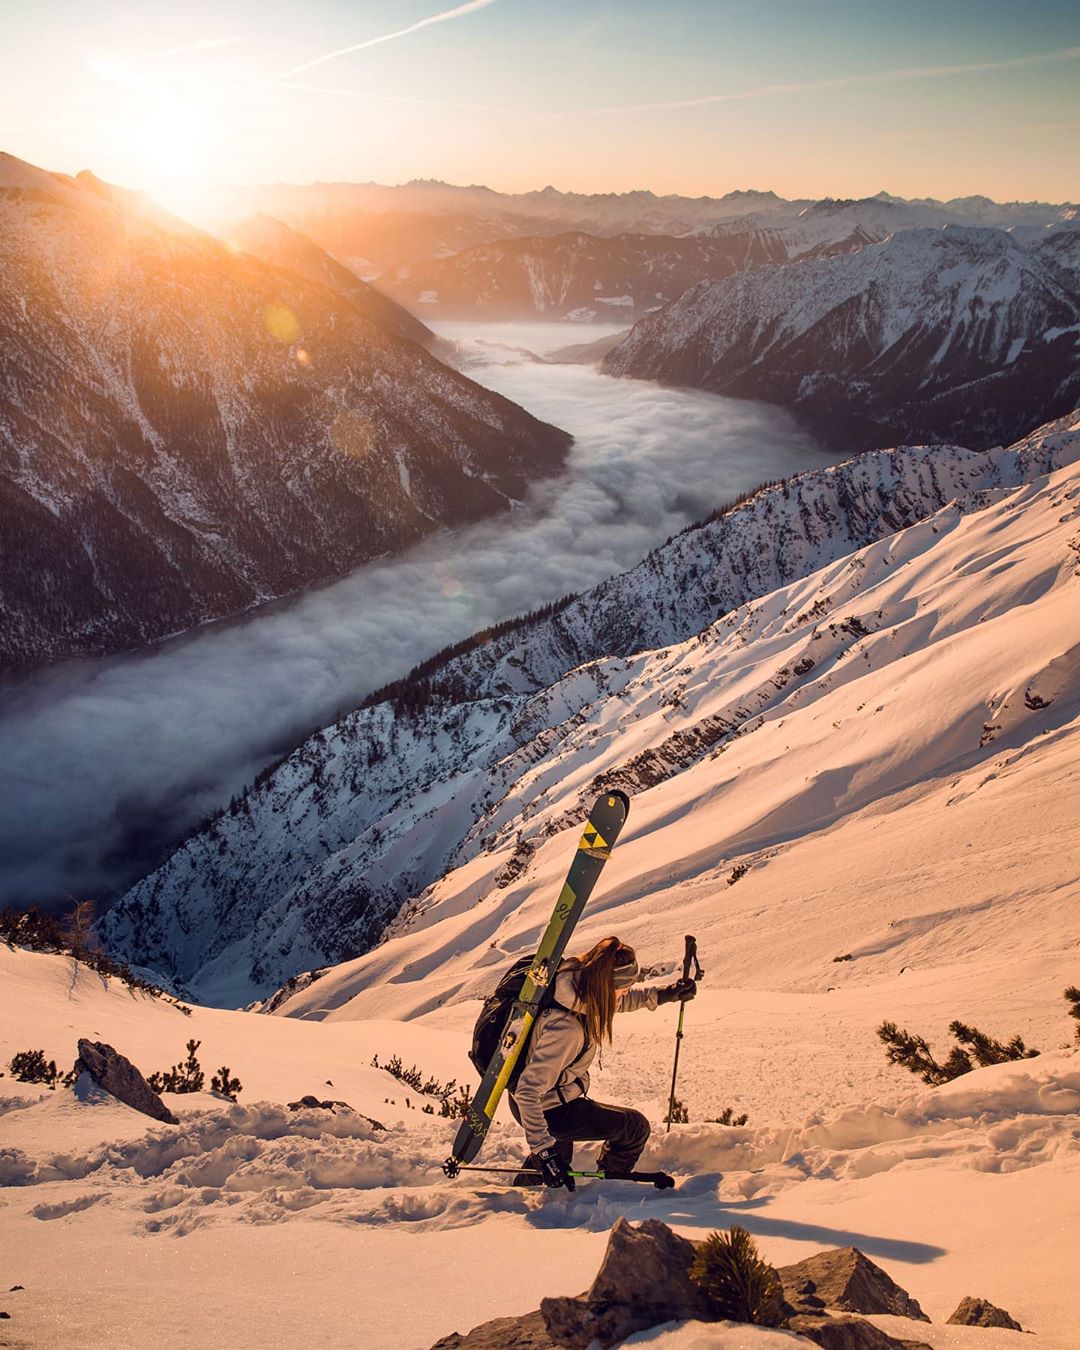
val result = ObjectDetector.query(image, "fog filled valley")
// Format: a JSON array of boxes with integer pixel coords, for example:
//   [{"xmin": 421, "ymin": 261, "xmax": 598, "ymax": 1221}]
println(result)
[{"xmin": 2, "ymin": 120, "xmax": 1080, "ymax": 1350}]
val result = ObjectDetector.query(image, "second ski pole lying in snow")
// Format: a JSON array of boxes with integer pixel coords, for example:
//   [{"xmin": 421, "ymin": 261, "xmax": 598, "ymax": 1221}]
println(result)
[{"xmin": 444, "ymin": 1162, "xmax": 675, "ymax": 1189}]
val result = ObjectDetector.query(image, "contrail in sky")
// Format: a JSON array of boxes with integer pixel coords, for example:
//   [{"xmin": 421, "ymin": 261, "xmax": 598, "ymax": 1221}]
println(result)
[
  {"xmin": 279, "ymin": 0, "xmax": 500, "ymax": 79},
  {"xmin": 601, "ymin": 45, "xmax": 1080, "ymax": 113}
]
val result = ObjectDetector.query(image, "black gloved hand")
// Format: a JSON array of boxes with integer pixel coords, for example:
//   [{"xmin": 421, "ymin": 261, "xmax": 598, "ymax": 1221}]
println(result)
[
  {"xmin": 657, "ymin": 977, "xmax": 697, "ymax": 1005},
  {"xmin": 534, "ymin": 1146, "xmax": 575, "ymax": 1190}
]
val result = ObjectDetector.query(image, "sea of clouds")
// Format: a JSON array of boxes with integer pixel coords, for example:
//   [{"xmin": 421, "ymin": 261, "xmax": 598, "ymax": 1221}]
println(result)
[{"xmin": 0, "ymin": 324, "xmax": 829, "ymax": 905}]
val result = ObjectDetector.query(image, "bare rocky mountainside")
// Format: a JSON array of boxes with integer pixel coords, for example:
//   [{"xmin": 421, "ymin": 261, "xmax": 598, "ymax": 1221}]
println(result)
[
  {"xmin": 378, "ymin": 231, "xmax": 796, "ymax": 322},
  {"xmin": 603, "ymin": 226, "xmax": 1080, "ymax": 453},
  {"xmin": 0, "ymin": 154, "xmax": 571, "ymax": 672},
  {"xmin": 379, "ymin": 195, "xmax": 1080, "ymax": 325},
  {"xmin": 101, "ymin": 413, "xmax": 1080, "ymax": 1004}
]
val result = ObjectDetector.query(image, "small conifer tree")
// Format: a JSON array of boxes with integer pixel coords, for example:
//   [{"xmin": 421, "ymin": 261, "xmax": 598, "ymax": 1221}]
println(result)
[
  {"xmin": 1065, "ymin": 986, "xmax": 1080, "ymax": 1045},
  {"xmin": 148, "ymin": 1039, "xmax": 206, "ymax": 1093},
  {"xmin": 690, "ymin": 1226, "xmax": 785, "ymax": 1326},
  {"xmin": 666, "ymin": 1096, "xmax": 690, "ymax": 1125},
  {"xmin": 878, "ymin": 1019, "xmax": 1037, "ymax": 1086},
  {"xmin": 708, "ymin": 1106, "xmax": 750, "ymax": 1126},
  {"xmin": 210, "ymin": 1066, "xmax": 242, "ymax": 1100}
]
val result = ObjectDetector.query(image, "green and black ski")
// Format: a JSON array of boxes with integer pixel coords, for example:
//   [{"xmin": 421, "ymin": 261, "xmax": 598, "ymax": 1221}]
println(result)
[{"xmin": 443, "ymin": 790, "xmax": 630, "ymax": 1176}]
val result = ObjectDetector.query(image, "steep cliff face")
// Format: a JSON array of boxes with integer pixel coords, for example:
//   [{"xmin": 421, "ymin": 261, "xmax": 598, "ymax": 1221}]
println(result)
[
  {"xmin": 101, "ymin": 413, "xmax": 1080, "ymax": 1003},
  {"xmin": 0, "ymin": 155, "xmax": 571, "ymax": 672},
  {"xmin": 604, "ymin": 227, "xmax": 1080, "ymax": 452}
]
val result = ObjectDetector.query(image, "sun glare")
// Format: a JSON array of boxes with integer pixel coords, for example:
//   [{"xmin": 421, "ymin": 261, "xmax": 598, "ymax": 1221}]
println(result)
[{"xmin": 87, "ymin": 49, "xmax": 222, "ymax": 223}]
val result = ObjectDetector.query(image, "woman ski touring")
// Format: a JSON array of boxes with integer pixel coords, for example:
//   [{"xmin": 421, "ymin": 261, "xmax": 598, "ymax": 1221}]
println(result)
[{"xmin": 509, "ymin": 935, "xmax": 696, "ymax": 1189}]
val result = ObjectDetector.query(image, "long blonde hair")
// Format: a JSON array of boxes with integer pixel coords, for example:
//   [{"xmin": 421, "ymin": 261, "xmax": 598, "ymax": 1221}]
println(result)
[{"xmin": 571, "ymin": 936, "xmax": 636, "ymax": 1045}]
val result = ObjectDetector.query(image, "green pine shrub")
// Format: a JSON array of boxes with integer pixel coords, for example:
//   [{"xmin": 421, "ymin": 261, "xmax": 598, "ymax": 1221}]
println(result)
[
  {"xmin": 210, "ymin": 1066, "xmax": 243, "ymax": 1100},
  {"xmin": 878, "ymin": 1019, "xmax": 1038, "ymax": 1086},
  {"xmin": 690, "ymin": 1225, "xmax": 785, "ymax": 1326}
]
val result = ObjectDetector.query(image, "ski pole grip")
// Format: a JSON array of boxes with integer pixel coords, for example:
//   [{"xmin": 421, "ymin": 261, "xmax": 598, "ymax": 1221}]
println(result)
[{"xmin": 681, "ymin": 934, "xmax": 697, "ymax": 983}]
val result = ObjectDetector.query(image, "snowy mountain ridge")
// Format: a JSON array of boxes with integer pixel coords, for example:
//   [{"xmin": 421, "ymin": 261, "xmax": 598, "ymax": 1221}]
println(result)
[
  {"xmin": 102, "ymin": 413, "xmax": 1080, "ymax": 1005},
  {"xmin": 604, "ymin": 225, "xmax": 1080, "ymax": 452}
]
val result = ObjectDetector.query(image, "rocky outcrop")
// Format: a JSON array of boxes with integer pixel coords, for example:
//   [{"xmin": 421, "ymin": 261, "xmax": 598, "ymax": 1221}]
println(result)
[
  {"xmin": 73, "ymin": 1039, "xmax": 177, "ymax": 1124},
  {"xmin": 947, "ymin": 1296, "xmax": 1023, "ymax": 1329},
  {"xmin": 778, "ymin": 1247, "xmax": 930, "ymax": 1321},
  {"xmin": 430, "ymin": 1311, "xmax": 556, "ymax": 1350},
  {"xmin": 429, "ymin": 1221, "xmax": 939, "ymax": 1350},
  {"xmin": 286, "ymin": 1094, "xmax": 384, "ymax": 1129},
  {"xmin": 540, "ymin": 1218, "xmax": 713, "ymax": 1348}
]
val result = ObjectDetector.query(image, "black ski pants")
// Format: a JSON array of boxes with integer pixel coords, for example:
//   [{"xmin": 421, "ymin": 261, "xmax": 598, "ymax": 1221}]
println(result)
[{"xmin": 511, "ymin": 1095, "xmax": 651, "ymax": 1172}]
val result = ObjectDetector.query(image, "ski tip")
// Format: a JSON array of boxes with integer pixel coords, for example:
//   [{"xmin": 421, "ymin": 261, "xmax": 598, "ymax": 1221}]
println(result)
[{"xmin": 608, "ymin": 789, "xmax": 630, "ymax": 815}]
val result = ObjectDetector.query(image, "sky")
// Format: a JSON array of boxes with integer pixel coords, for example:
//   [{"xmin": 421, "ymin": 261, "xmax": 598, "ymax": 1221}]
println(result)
[{"xmin": 1, "ymin": 0, "xmax": 1078, "ymax": 213}]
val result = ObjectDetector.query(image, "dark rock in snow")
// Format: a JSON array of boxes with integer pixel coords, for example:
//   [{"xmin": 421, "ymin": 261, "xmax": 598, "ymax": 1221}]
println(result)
[
  {"xmin": 430, "ymin": 1310, "xmax": 556, "ymax": 1349},
  {"xmin": 788, "ymin": 1313, "xmax": 932, "ymax": 1349},
  {"xmin": 74, "ymin": 1039, "xmax": 177, "ymax": 1124},
  {"xmin": 947, "ymin": 1295, "xmax": 1023, "ymax": 1329},
  {"xmin": 286, "ymin": 1095, "xmax": 385, "ymax": 1129},
  {"xmin": 778, "ymin": 1247, "xmax": 930, "ymax": 1322},
  {"xmin": 541, "ymin": 1217, "xmax": 713, "ymax": 1349}
]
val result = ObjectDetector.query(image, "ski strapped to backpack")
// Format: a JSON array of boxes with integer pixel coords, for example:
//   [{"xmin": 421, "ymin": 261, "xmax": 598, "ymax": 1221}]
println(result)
[
  {"xmin": 443, "ymin": 790, "xmax": 631, "ymax": 1177},
  {"xmin": 467, "ymin": 955, "xmax": 574, "ymax": 1094}
]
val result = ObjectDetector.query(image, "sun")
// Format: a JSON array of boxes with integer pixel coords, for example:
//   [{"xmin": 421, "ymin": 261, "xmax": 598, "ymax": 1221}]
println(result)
[
  {"xmin": 87, "ymin": 51, "xmax": 222, "ymax": 223},
  {"xmin": 125, "ymin": 94, "xmax": 216, "ymax": 221}
]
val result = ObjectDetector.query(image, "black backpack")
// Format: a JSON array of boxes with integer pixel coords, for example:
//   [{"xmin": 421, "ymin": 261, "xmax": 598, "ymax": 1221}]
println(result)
[{"xmin": 469, "ymin": 956, "xmax": 572, "ymax": 1090}]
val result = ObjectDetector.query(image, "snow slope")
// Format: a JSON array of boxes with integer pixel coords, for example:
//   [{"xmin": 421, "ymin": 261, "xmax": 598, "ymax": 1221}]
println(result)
[
  {"xmin": 604, "ymin": 227, "xmax": 1080, "ymax": 453},
  {"xmin": 104, "ymin": 415, "xmax": 1080, "ymax": 1004},
  {"xmin": 2, "ymin": 944, "xmax": 1077, "ymax": 1348},
  {"xmin": 7, "ymin": 415, "xmax": 1080, "ymax": 1347}
]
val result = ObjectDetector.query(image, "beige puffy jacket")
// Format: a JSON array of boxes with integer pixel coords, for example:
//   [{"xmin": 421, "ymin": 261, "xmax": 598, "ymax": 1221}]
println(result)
[{"xmin": 509, "ymin": 957, "xmax": 660, "ymax": 1153}]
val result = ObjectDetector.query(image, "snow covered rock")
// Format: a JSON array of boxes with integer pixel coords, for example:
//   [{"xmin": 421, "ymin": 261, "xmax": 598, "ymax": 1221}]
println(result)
[
  {"xmin": 946, "ymin": 1296, "xmax": 1022, "ymax": 1330},
  {"xmin": 73, "ymin": 1039, "xmax": 177, "ymax": 1125},
  {"xmin": 777, "ymin": 1249, "xmax": 929, "ymax": 1322},
  {"xmin": 603, "ymin": 227, "xmax": 1080, "ymax": 453}
]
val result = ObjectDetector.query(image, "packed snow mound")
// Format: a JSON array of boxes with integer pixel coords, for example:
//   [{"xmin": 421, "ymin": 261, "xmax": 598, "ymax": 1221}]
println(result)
[{"xmin": 103, "ymin": 413, "xmax": 1080, "ymax": 1003}]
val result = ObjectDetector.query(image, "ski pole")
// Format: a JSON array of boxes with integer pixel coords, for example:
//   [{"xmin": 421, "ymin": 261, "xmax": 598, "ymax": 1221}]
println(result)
[
  {"xmin": 444, "ymin": 1163, "xmax": 675, "ymax": 1189},
  {"xmin": 665, "ymin": 933, "xmax": 703, "ymax": 1133}
]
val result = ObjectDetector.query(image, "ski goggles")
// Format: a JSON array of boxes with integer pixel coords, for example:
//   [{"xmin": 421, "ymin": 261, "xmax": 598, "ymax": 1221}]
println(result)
[{"xmin": 613, "ymin": 946, "xmax": 639, "ymax": 989}]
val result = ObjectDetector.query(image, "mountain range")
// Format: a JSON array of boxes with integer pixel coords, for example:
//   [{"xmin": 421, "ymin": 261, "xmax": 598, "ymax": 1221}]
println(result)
[
  {"xmin": 604, "ymin": 226, "xmax": 1080, "ymax": 452},
  {"xmin": 0, "ymin": 154, "xmax": 570, "ymax": 672}
]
